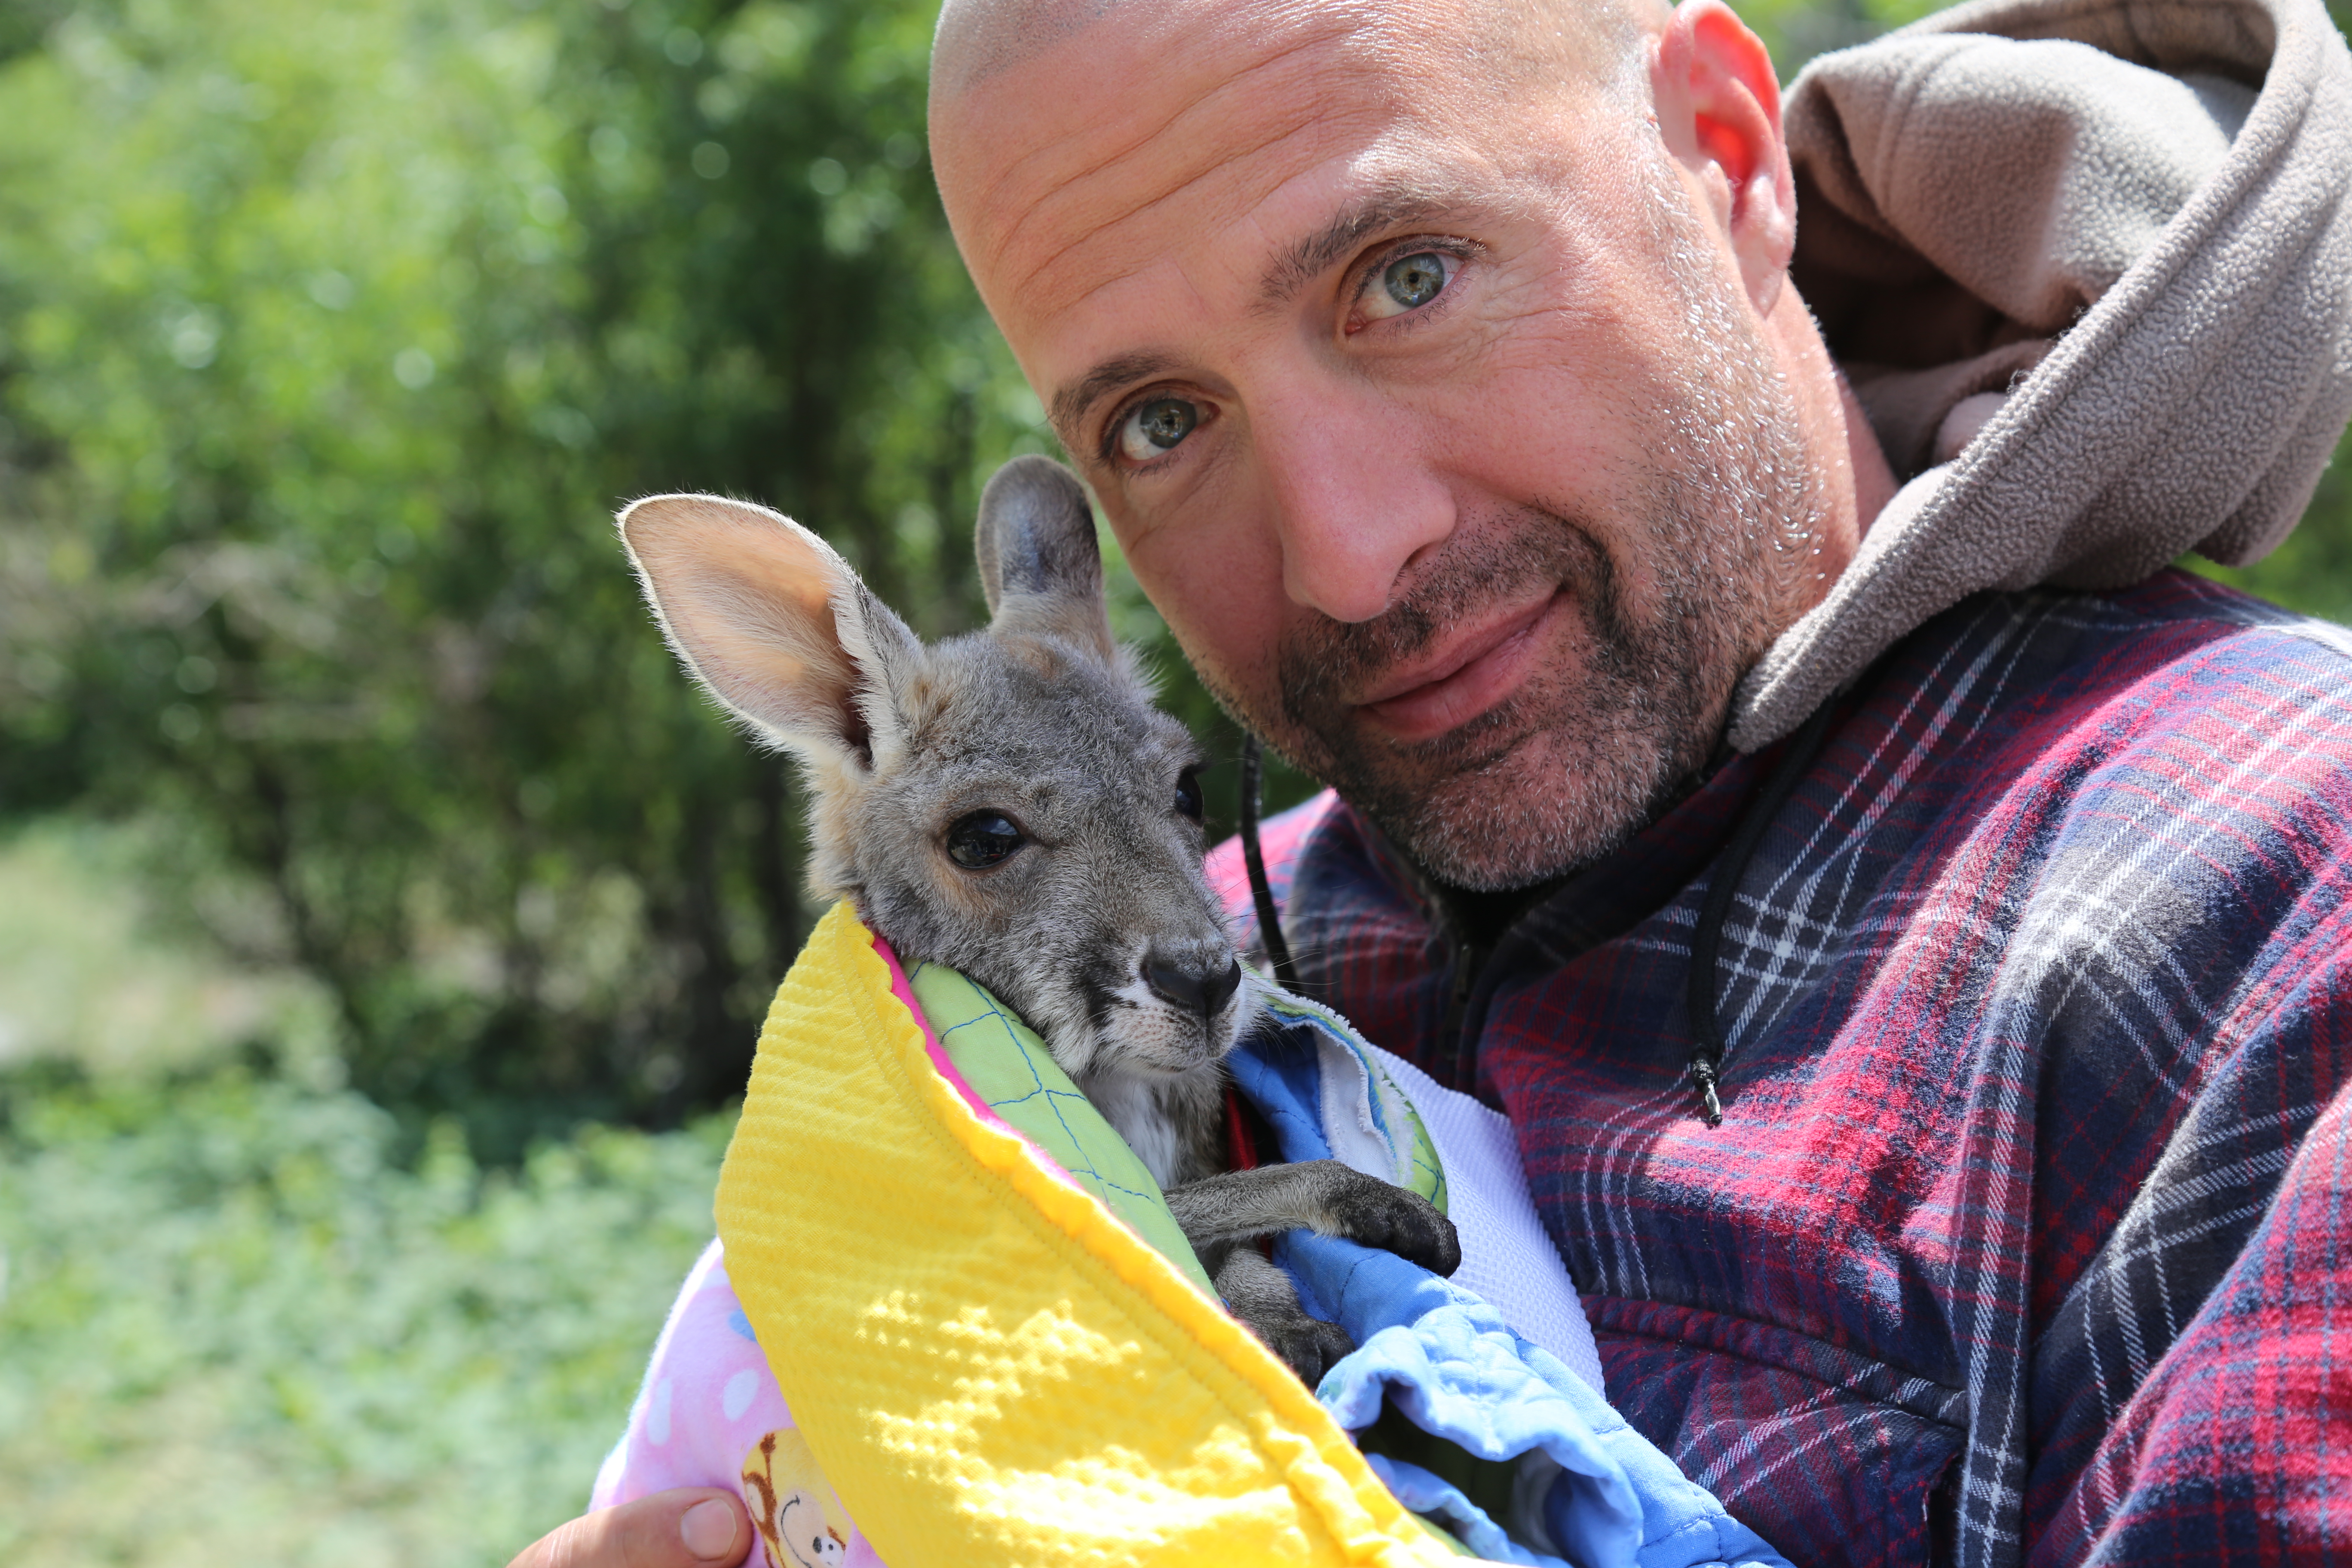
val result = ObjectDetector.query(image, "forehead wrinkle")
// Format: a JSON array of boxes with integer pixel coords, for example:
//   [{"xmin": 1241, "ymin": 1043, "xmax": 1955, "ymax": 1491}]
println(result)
[
  {"xmin": 968, "ymin": 18, "xmax": 1368, "ymax": 305},
  {"xmin": 1008, "ymin": 99, "xmax": 1329, "ymax": 315},
  {"xmin": 965, "ymin": 21, "xmax": 1342, "ymax": 273}
]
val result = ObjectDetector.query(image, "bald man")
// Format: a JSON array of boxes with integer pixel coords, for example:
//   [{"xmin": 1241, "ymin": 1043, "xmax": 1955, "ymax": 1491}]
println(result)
[
  {"xmin": 521, "ymin": 0, "xmax": 2352, "ymax": 1561},
  {"xmin": 927, "ymin": 0, "xmax": 1883, "ymax": 902}
]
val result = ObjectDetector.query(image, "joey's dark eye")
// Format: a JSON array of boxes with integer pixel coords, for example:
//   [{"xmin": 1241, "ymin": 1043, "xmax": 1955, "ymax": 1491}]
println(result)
[
  {"xmin": 1173, "ymin": 766, "xmax": 1204, "ymax": 824},
  {"xmin": 945, "ymin": 811, "xmax": 1025, "ymax": 870}
]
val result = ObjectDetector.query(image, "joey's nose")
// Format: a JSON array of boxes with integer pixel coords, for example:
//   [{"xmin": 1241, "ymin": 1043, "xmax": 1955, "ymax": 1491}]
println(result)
[{"xmin": 1145, "ymin": 954, "xmax": 1244, "ymax": 1018}]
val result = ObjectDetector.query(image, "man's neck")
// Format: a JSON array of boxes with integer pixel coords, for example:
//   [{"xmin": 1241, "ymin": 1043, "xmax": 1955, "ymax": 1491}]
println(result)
[{"xmin": 1360, "ymin": 746, "xmax": 1730, "ymax": 957}]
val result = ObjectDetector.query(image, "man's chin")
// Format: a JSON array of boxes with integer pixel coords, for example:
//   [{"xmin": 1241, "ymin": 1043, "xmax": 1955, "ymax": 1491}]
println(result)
[
  {"xmin": 1332, "ymin": 726, "xmax": 1681, "ymax": 894},
  {"xmin": 1378, "ymin": 790, "xmax": 1640, "ymax": 896}
]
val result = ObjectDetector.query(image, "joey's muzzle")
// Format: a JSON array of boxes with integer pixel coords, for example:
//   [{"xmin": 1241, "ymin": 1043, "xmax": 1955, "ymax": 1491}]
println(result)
[{"xmin": 1143, "ymin": 952, "xmax": 1243, "ymax": 1020}]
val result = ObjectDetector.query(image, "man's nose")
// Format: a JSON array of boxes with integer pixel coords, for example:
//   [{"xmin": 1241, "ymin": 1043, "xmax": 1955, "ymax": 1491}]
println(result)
[{"xmin": 1255, "ymin": 383, "xmax": 1456, "ymax": 625}]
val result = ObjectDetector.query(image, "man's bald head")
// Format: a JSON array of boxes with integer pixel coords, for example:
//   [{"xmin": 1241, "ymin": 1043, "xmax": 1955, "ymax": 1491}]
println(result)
[
  {"xmin": 928, "ymin": 0, "xmax": 1680, "ymax": 344},
  {"xmin": 915, "ymin": 0, "xmax": 1877, "ymax": 890},
  {"xmin": 931, "ymin": 0, "xmax": 1666, "ymax": 107}
]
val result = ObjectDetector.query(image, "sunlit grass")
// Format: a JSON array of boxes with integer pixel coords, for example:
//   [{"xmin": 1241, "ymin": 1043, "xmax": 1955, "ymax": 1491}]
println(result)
[{"xmin": 0, "ymin": 820, "xmax": 725, "ymax": 1566}]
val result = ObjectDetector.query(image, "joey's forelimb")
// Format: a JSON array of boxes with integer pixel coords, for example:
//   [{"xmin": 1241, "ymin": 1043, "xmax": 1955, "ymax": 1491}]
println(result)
[{"xmin": 1167, "ymin": 1158, "xmax": 1461, "ymax": 1385}]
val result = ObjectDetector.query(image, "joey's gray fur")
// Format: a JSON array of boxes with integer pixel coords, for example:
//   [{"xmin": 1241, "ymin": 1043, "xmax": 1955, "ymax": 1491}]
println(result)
[{"xmin": 618, "ymin": 454, "xmax": 1457, "ymax": 1384}]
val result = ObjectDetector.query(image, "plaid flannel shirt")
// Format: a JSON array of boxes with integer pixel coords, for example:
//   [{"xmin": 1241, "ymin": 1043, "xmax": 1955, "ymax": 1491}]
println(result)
[{"xmin": 1206, "ymin": 571, "xmax": 2352, "ymax": 1567}]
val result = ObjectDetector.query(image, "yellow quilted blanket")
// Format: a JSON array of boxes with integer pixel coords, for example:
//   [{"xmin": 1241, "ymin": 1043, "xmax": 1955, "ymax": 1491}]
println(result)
[{"xmin": 714, "ymin": 901, "xmax": 1454, "ymax": 1567}]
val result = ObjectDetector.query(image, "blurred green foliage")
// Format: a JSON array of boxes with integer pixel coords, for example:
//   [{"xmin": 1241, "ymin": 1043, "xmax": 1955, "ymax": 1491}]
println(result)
[
  {"xmin": 0, "ymin": 0, "xmax": 2348, "ymax": 1164},
  {"xmin": 0, "ymin": 1058, "xmax": 728, "ymax": 1565},
  {"xmin": 0, "ymin": 0, "xmax": 1056, "ymax": 1152}
]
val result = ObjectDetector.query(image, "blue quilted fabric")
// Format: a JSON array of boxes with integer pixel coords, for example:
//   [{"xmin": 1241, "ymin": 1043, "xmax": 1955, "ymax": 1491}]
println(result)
[{"xmin": 1234, "ymin": 1018, "xmax": 1797, "ymax": 1568}]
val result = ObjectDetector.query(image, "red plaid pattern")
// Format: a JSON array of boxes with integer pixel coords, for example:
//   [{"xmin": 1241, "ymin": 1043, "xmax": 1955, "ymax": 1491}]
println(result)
[{"xmin": 1207, "ymin": 571, "xmax": 2352, "ymax": 1566}]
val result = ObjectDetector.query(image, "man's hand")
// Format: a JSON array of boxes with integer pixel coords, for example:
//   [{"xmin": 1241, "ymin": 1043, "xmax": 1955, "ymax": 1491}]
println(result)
[{"xmin": 507, "ymin": 1489, "xmax": 751, "ymax": 1568}]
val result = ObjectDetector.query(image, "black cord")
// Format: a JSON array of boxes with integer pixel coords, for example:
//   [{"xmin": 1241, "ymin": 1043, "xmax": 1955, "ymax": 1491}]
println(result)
[
  {"xmin": 1237, "ymin": 733, "xmax": 1301, "ymax": 991},
  {"xmin": 1683, "ymin": 698, "xmax": 1840, "ymax": 1128}
]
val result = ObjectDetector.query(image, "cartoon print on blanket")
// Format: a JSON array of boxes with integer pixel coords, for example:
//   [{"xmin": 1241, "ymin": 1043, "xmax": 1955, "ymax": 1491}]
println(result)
[
  {"xmin": 743, "ymin": 1427, "xmax": 850, "ymax": 1568},
  {"xmin": 593, "ymin": 905, "xmax": 1794, "ymax": 1567}
]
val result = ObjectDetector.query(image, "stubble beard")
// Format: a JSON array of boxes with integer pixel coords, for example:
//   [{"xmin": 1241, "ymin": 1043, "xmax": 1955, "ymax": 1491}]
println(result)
[{"xmin": 1241, "ymin": 156, "xmax": 1829, "ymax": 893}]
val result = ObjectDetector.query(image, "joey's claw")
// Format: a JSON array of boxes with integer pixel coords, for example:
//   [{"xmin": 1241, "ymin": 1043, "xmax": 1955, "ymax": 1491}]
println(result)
[
  {"xmin": 1213, "ymin": 1242, "xmax": 1358, "ymax": 1387},
  {"xmin": 1332, "ymin": 1179, "xmax": 1462, "ymax": 1277},
  {"xmin": 1255, "ymin": 1309, "xmax": 1357, "ymax": 1388}
]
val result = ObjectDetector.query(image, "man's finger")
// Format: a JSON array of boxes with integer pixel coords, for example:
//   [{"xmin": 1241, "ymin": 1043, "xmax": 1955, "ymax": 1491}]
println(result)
[{"xmin": 507, "ymin": 1488, "xmax": 752, "ymax": 1568}]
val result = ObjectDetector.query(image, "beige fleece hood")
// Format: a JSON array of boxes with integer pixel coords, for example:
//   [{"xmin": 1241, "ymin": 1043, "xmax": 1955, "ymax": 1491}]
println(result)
[{"xmin": 1730, "ymin": 0, "xmax": 2352, "ymax": 750}]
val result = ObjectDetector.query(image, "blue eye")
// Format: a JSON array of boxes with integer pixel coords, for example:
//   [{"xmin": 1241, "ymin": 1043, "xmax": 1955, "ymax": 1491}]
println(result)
[
  {"xmin": 1363, "ymin": 251, "xmax": 1455, "ymax": 321},
  {"xmin": 1117, "ymin": 396, "xmax": 1199, "ymax": 464}
]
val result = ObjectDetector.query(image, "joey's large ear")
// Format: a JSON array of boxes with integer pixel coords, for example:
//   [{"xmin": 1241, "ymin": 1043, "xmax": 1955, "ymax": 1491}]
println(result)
[
  {"xmin": 973, "ymin": 455, "xmax": 1113, "ymax": 660},
  {"xmin": 618, "ymin": 493, "xmax": 921, "ymax": 771}
]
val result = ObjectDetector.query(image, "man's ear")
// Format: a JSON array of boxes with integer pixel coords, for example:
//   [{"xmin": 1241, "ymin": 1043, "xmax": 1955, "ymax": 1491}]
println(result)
[
  {"xmin": 617, "ymin": 493, "xmax": 921, "ymax": 772},
  {"xmin": 974, "ymin": 454, "xmax": 1114, "ymax": 661},
  {"xmin": 1652, "ymin": 0, "xmax": 1795, "ymax": 313}
]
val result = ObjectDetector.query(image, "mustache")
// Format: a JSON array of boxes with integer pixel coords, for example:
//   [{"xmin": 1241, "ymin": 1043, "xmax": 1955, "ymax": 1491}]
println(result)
[{"xmin": 1275, "ymin": 511, "xmax": 1617, "ymax": 737}]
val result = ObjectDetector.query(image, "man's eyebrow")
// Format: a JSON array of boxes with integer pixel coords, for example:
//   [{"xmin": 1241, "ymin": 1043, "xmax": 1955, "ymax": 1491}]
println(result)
[
  {"xmin": 1048, "ymin": 349, "xmax": 1177, "ymax": 451},
  {"xmin": 1258, "ymin": 187, "xmax": 1478, "ymax": 309},
  {"xmin": 1044, "ymin": 187, "xmax": 1480, "ymax": 450}
]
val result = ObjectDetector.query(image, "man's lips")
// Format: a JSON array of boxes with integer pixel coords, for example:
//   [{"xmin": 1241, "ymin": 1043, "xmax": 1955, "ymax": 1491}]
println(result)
[{"xmin": 1356, "ymin": 591, "xmax": 1565, "ymax": 744}]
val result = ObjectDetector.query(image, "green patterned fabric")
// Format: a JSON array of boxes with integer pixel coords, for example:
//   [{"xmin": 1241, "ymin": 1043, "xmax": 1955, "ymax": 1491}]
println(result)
[
  {"xmin": 906, "ymin": 961, "xmax": 1218, "ymax": 1295},
  {"xmin": 904, "ymin": 961, "xmax": 1483, "ymax": 1552},
  {"xmin": 1258, "ymin": 990, "xmax": 1448, "ymax": 1213}
]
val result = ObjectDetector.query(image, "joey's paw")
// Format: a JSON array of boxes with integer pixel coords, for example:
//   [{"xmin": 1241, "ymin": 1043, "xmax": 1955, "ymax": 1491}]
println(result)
[
  {"xmin": 1214, "ymin": 1243, "xmax": 1356, "ymax": 1387},
  {"xmin": 1251, "ymin": 1308, "xmax": 1357, "ymax": 1388},
  {"xmin": 1330, "ymin": 1177, "xmax": 1462, "ymax": 1277}
]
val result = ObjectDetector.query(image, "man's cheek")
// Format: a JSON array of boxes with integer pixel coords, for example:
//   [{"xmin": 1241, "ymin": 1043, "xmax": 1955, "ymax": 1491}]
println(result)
[{"xmin": 1126, "ymin": 524, "xmax": 1285, "ymax": 706}]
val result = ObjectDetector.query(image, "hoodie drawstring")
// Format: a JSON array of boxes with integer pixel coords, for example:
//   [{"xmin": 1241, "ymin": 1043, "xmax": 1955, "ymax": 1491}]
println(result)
[
  {"xmin": 1246, "ymin": 695, "xmax": 1838, "ymax": 1127},
  {"xmin": 1684, "ymin": 698, "xmax": 1840, "ymax": 1128},
  {"xmin": 1238, "ymin": 733, "xmax": 1302, "ymax": 992}
]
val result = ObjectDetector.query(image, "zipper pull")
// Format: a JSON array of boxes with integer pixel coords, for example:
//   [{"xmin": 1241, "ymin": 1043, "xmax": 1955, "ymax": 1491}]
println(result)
[{"xmin": 1687, "ymin": 1051, "xmax": 1724, "ymax": 1128}]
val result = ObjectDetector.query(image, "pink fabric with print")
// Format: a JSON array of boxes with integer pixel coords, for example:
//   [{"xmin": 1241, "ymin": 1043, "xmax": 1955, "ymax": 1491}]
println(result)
[
  {"xmin": 591, "ymin": 1238, "xmax": 886, "ymax": 1568},
  {"xmin": 594, "ymin": 941, "xmax": 978, "ymax": 1567}
]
